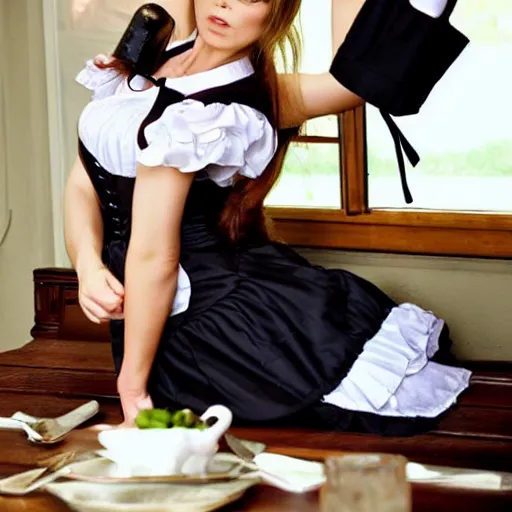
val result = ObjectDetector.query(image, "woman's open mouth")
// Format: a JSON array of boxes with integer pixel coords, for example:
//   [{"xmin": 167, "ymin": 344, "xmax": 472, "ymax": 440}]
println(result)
[{"xmin": 208, "ymin": 15, "xmax": 230, "ymax": 28}]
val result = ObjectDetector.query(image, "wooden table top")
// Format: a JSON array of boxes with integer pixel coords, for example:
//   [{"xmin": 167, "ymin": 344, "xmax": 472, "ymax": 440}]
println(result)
[{"xmin": 1, "ymin": 427, "xmax": 511, "ymax": 512}]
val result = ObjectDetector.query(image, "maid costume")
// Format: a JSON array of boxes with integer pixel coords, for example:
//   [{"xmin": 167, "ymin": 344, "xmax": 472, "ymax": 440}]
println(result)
[{"xmin": 75, "ymin": 7, "xmax": 471, "ymax": 435}]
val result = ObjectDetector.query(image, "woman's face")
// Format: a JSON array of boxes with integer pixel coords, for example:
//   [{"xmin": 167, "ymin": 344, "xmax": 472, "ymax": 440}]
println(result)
[{"xmin": 194, "ymin": 0, "xmax": 271, "ymax": 55}]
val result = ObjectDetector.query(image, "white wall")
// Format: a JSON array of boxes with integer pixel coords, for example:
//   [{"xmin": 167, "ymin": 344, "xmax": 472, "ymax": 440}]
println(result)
[
  {"xmin": 0, "ymin": 0, "xmax": 55, "ymax": 352},
  {"xmin": 0, "ymin": 9, "xmax": 11, "ymax": 248},
  {"xmin": 299, "ymin": 249, "xmax": 512, "ymax": 361}
]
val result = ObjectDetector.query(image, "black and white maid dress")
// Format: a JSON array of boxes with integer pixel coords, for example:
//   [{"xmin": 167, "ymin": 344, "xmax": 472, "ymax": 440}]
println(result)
[{"xmin": 76, "ymin": 32, "xmax": 471, "ymax": 436}]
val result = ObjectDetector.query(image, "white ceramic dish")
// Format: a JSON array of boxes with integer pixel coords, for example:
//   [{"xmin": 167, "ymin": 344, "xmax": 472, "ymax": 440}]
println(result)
[
  {"xmin": 45, "ymin": 478, "xmax": 257, "ymax": 512},
  {"xmin": 64, "ymin": 453, "xmax": 244, "ymax": 483},
  {"xmin": 98, "ymin": 405, "xmax": 232, "ymax": 477}
]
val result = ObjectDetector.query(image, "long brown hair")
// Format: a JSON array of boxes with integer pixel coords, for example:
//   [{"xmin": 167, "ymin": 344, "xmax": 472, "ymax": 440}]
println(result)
[
  {"xmin": 97, "ymin": 1, "xmax": 303, "ymax": 246},
  {"xmin": 219, "ymin": 0, "xmax": 303, "ymax": 246}
]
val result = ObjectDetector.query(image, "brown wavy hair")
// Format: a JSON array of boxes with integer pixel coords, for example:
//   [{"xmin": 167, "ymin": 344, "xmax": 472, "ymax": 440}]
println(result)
[
  {"xmin": 219, "ymin": 0, "xmax": 303, "ymax": 246},
  {"xmin": 97, "ymin": 1, "xmax": 303, "ymax": 246}
]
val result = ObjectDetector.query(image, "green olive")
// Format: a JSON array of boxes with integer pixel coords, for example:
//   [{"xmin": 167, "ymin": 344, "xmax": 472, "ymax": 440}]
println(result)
[
  {"xmin": 181, "ymin": 409, "xmax": 197, "ymax": 427},
  {"xmin": 135, "ymin": 414, "xmax": 151, "ymax": 429},
  {"xmin": 171, "ymin": 410, "xmax": 185, "ymax": 426},
  {"xmin": 148, "ymin": 420, "xmax": 169, "ymax": 429},
  {"xmin": 149, "ymin": 409, "xmax": 173, "ymax": 425},
  {"xmin": 135, "ymin": 408, "xmax": 209, "ymax": 430}
]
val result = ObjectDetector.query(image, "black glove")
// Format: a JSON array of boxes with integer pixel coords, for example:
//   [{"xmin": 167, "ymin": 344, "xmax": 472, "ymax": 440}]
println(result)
[
  {"xmin": 113, "ymin": 3, "xmax": 175, "ymax": 80},
  {"xmin": 330, "ymin": 0, "xmax": 469, "ymax": 203}
]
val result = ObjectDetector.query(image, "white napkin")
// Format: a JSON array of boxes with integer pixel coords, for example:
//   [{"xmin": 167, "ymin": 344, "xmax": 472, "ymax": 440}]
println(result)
[
  {"xmin": 248, "ymin": 453, "xmax": 326, "ymax": 493},
  {"xmin": 407, "ymin": 462, "xmax": 504, "ymax": 490},
  {"xmin": 246, "ymin": 455, "xmax": 506, "ymax": 493}
]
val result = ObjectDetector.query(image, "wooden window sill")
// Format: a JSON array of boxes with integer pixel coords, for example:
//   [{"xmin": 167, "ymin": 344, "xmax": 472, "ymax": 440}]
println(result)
[{"xmin": 267, "ymin": 208, "xmax": 512, "ymax": 258}]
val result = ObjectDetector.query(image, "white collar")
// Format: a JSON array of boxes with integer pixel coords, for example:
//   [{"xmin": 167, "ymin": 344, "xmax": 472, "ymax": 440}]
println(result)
[{"xmin": 164, "ymin": 56, "xmax": 255, "ymax": 95}]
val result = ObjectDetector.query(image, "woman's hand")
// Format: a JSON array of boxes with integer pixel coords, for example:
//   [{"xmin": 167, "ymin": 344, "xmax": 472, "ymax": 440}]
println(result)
[
  {"xmin": 117, "ymin": 373, "xmax": 154, "ymax": 427},
  {"xmin": 78, "ymin": 265, "xmax": 125, "ymax": 324},
  {"xmin": 93, "ymin": 53, "xmax": 115, "ymax": 66}
]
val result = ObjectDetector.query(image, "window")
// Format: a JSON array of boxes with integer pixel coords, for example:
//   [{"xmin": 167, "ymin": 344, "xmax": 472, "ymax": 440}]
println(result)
[
  {"xmin": 266, "ymin": 0, "xmax": 512, "ymax": 258},
  {"xmin": 48, "ymin": 0, "xmax": 151, "ymax": 177},
  {"xmin": 266, "ymin": 0, "xmax": 341, "ymax": 209},
  {"xmin": 45, "ymin": 1, "xmax": 511, "ymax": 258}
]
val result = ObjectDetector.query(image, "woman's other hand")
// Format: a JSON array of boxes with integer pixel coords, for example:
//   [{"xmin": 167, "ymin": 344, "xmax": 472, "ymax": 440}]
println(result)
[
  {"xmin": 78, "ymin": 265, "xmax": 125, "ymax": 323},
  {"xmin": 93, "ymin": 53, "xmax": 115, "ymax": 66},
  {"xmin": 117, "ymin": 374, "xmax": 154, "ymax": 427}
]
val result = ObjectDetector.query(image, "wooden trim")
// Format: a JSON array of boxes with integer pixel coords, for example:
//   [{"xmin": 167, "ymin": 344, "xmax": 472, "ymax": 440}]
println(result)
[
  {"xmin": 0, "ymin": 366, "xmax": 117, "ymax": 398},
  {"xmin": 341, "ymin": 106, "xmax": 368, "ymax": 215},
  {"xmin": 271, "ymin": 96, "xmax": 512, "ymax": 258},
  {"xmin": 270, "ymin": 217, "xmax": 512, "ymax": 258},
  {"xmin": 268, "ymin": 208, "xmax": 512, "ymax": 230},
  {"xmin": 267, "ymin": 205, "xmax": 512, "ymax": 258},
  {"xmin": 32, "ymin": 268, "xmax": 69, "ymax": 338},
  {"xmin": 31, "ymin": 268, "xmax": 110, "ymax": 341},
  {"xmin": 292, "ymin": 135, "xmax": 339, "ymax": 144}
]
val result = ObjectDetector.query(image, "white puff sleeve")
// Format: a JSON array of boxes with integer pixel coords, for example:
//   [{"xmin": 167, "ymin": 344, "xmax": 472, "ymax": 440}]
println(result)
[
  {"xmin": 136, "ymin": 99, "xmax": 278, "ymax": 186},
  {"xmin": 75, "ymin": 55, "xmax": 126, "ymax": 101}
]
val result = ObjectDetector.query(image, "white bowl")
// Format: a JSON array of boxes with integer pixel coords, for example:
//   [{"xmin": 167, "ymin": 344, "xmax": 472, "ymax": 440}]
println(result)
[{"xmin": 98, "ymin": 405, "xmax": 232, "ymax": 477}]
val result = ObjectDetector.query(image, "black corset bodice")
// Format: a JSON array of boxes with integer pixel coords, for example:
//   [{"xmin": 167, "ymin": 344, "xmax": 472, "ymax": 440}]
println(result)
[
  {"xmin": 78, "ymin": 140, "xmax": 230, "ymax": 252},
  {"xmin": 77, "ymin": 52, "xmax": 273, "ymax": 258}
]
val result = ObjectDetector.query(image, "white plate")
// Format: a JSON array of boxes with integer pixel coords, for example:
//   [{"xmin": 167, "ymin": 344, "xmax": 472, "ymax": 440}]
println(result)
[
  {"xmin": 63, "ymin": 453, "xmax": 246, "ymax": 484},
  {"xmin": 46, "ymin": 478, "xmax": 258, "ymax": 512}
]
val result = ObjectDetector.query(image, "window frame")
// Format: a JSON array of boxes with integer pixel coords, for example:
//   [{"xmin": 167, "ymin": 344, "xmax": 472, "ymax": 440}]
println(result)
[{"xmin": 266, "ymin": 106, "xmax": 512, "ymax": 259}]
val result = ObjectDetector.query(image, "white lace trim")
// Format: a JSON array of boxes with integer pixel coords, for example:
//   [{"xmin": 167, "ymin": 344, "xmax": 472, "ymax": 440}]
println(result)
[
  {"xmin": 171, "ymin": 266, "xmax": 190, "ymax": 316},
  {"xmin": 75, "ymin": 56, "xmax": 125, "ymax": 101},
  {"xmin": 323, "ymin": 303, "xmax": 472, "ymax": 418},
  {"xmin": 137, "ymin": 99, "xmax": 277, "ymax": 186}
]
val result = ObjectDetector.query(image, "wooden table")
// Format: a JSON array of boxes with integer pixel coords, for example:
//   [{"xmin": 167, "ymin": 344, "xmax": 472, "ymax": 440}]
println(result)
[
  {"xmin": 2, "ymin": 267, "xmax": 512, "ymax": 511},
  {"xmin": 2, "ymin": 483, "xmax": 512, "ymax": 512},
  {"xmin": 1, "ymin": 427, "xmax": 511, "ymax": 512}
]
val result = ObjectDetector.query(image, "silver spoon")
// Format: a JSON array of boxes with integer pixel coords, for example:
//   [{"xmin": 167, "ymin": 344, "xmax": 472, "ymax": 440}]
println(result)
[
  {"xmin": 0, "ymin": 450, "xmax": 99, "ymax": 495},
  {"xmin": 0, "ymin": 417, "xmax": 44, "ymax": 442},
  {"xmin": 4, "ymin": 400, "xmax": 99, "ymax": 444}
]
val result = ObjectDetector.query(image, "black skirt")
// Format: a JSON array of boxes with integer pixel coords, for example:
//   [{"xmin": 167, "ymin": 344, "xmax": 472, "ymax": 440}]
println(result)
[{"xmin": 108, "ymin": 240, "xmax": 453, "ymax": 436}]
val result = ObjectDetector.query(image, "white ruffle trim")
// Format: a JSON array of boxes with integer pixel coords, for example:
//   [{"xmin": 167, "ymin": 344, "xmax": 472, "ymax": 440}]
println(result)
[
  {"xmin": 172, "ymin": 265, "xmax": 191, "ymax": 317},
  {"xmin": 323, "ymin": 303, "xmax": 472, "ymax": 418},
  {"xmin": 75, "ymin": 56, "xmax": 126, "ymax": 101},
  {"xmin": 137, "ymin": 99, "xmax": 277, "ymax": 186},
  {"xmin": 409, "ymin": 0, "xmax": 449, "ymax": 18}
]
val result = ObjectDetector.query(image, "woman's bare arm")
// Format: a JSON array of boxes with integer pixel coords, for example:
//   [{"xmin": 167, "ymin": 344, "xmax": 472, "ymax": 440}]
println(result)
[
  {"xmin": 277, "ymin": 0, "xmax": 366, "ymax": 129},
  {"xmin": 331, "ymin": 0, "xmax": 365, "ymax": 49},
  {"xmin": 277, "ymin": 73, "xmax": 363, "ymax": 129},
  {"xmin": 164, "ymin": 0, "xmax": 196, "ymax": 41},
  {"xmin": 64, "ymin": 156, "xmax": 104, "ymax": 277},
  {"xmin": 64, "ymin": 156, "xmax": 124, "ymax": 322},
  {"xmin": 119, "ymin": 164, "xmax": 194, "ymax": 394}
]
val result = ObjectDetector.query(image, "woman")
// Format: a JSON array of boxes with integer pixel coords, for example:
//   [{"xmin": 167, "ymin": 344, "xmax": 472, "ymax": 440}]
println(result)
[{"xmin": 65, "ymin": 0, "xmax": 471, "ymax": 435}]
